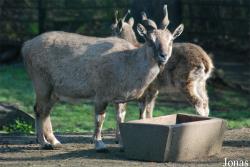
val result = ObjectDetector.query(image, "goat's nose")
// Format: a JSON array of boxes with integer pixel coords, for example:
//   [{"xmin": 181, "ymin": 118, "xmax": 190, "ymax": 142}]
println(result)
[
  {"xmin": 159, "ymin": 53, "xmax": 166, "ymax": 59},
  {"xmin": 157, "ymin": 53, "xmax": 168, "ymax": 64},
  {"xmin": 159, "ymin": 53, "xmax": 167, "ymax": 60}
]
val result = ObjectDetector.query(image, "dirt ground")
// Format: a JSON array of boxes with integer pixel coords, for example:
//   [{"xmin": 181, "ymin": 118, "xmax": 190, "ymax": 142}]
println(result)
[{"xmin": 0, "ymin": 128, "xmax": 249, "ymax": 167}]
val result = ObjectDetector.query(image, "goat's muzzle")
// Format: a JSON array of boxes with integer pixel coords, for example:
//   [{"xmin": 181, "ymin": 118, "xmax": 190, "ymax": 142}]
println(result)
[{"xmin": 157, "ymin": 53, "xmax": 168, "ymax": 65}]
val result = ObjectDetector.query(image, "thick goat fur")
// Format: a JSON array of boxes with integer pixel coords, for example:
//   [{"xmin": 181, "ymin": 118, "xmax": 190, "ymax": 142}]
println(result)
[{"xmin": 112, "ymin": 16, "xmax": 214, "ymax": 144}]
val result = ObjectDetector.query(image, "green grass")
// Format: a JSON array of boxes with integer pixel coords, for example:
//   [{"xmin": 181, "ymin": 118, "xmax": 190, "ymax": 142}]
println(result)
[
  {"xmin": 0, "ymin": 64, "xmax": 249, "ymax": 133},
  {"xmin": 3, "ymin": 119, "xmax": 34, "ymax": 134}
]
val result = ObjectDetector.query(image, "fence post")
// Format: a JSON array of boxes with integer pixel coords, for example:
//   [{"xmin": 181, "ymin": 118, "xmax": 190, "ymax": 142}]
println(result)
[{"xmin": 38, "ymin": 0, "xmax": 45, "ymax": 34}]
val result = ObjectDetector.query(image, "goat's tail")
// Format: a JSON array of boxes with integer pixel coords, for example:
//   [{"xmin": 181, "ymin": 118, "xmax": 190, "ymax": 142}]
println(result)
[
  {"xmin": 188, "ymin": 45, "xmax": 214, "ymax": 81},
  {"xmin": 21, "ymin": 40, "xmax": 33, "ymax": 77},
  {"xmin": 196, "ymin": 46, "xmax": 214, "ymax": 80}
]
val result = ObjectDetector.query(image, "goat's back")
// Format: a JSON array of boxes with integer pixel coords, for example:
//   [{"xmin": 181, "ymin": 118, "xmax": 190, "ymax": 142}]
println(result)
[
  {"xmin": 21, "ymin": 31, "xmax": 160, "ymax": 103},
  {"xmin": 168, "ymin": 43, "xmax": 213, "ymax": 77},
  {"xmin": 177, "ymin": 43, "xmax": 213, "ymax": 72},
  {"xmin": 22, "ymin": 31, "xmax": 135, "ymax": 69},
  {"xmin": 157, "ymin": 43, "xmax": 214, "ymax": 91}
]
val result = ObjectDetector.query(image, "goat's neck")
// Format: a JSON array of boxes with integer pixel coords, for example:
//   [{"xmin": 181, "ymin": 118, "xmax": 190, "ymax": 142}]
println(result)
[
  {"xmin": 131, "ymin": 43, "xmax": 160, "ymax": 73},
  {"xmin": 119, "ymin": 30, "xmax": 141, "ymax": 48},
  {"xmin": 124, "ymin": 44, "xmax": 160, "ymax": 98},
  {"xmin": 126, "ymin": 32, "xmax": 140, "ymax": 48}
]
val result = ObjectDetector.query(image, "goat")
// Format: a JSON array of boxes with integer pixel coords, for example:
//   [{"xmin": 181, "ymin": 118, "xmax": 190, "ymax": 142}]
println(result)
[
  {"xmin": 22, "ymin": 18, "xmax": 184, "ymax": 152},
  {"xmin": 111, "ymin": 10, "xmax": 140, "ymax": 47},
  {"xmin": 112, "ymin": 6, "xmax": 213, "ymax": 145}
]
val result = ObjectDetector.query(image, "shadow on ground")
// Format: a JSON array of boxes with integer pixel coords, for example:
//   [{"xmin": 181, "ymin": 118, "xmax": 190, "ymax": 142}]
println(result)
[{"xmin": 0, "ymin": 128, "xmax": 249, "ymax": 167}]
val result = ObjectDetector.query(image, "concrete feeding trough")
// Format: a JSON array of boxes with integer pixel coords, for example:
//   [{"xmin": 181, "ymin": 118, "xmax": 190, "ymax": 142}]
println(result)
[{"xmin": 119, "ymin": 113, "xmax": 227, "ymax": 162}]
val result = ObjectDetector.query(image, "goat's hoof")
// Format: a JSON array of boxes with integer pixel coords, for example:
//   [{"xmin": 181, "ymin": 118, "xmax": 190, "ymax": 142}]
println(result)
[
  {"xmin": 95, "ymin": 140, "xmax": 108, "ymax": 153},
  {"xmin": 52, "ymin": 143, "xmax": 62, "ymax": 149},
  {"xmin": 96, "ymin": 148, "xmax": 109, "ymax": 153}
]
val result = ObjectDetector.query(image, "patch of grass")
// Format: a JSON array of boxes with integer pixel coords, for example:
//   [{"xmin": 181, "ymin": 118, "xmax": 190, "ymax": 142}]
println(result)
[
  {"xmin": 209, "ymin": 86, "xmax": 250, "ymax": 129},
  {"xmin": 0, "ymin": 64, "xmax": 35, "ymax": 113},
  {"xmin": 3, "ymin": 119, "xmax": 34, "ymax": 134},
  {"xmin": 0, "ymin": 64, "xmax": 249, "ymax": 133}
]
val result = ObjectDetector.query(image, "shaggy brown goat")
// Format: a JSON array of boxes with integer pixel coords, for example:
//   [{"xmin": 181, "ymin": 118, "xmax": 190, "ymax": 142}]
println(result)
[{"xmin": 112, "ymin": 6, "xmax": 213, "ymax": 146}]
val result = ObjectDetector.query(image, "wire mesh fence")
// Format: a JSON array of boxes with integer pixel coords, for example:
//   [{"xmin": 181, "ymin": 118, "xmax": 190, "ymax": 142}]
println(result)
[{"xmin": 0, "ymin": 0, "xmax": 249, "ymax": 51}]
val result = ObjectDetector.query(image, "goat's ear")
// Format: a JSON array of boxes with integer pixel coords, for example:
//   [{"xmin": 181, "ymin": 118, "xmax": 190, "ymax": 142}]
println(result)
[
  {"xmin": 172, "ymin": 24, "xmax": 184, "ymax": 40},
  {"xmin": 137, "ymin": 23, "xmax": 147, "ymax": 37},
  {"xmin": 128, "ymin": 17, "xmax": 134, "ymax": 27}
]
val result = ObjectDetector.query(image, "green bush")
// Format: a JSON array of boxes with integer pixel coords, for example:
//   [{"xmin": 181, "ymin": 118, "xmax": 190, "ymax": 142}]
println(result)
[{"xmin": 3, "ymin": 119, "xmax": 34, "ymax": 134}]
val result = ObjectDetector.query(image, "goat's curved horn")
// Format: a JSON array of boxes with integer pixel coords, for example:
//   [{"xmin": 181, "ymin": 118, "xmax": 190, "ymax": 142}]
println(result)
[
  {"xmin": 144, "ymin": 19, "xmax": 158, "ymax": 30},
  {"xmin": 114, "ymin": 10, "xmax": 119, "ymax": 24},
  {"xmin": 122, "ymin": 9, "xmax": 130, "ymax": 22},
  {"xmin": 141, "ymin": 11, "xmax": 148, "ymax": 21},
  {"xmin": 160, "ymin": 4, "xmax": 170, "ymax": 29},
  {"xmin": 141, "ymin": 11, "xmax": 157, "ymax": 30}
]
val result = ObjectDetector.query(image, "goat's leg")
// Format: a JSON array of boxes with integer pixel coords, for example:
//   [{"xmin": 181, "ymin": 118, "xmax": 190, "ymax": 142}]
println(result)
[
  {"xmin": 35, "ymin": 101, "xmax": 60, "ymax": 149},
  {"xmin": 31, "ymin": 73, "xmax": 60, "ymax": 149},
  {"xmin": 182, "ymin": 80, "xmax": 206, "ymax": 116},
  {"xmin": 197, "ymin": 80, "xmax": 209, "ymax": 116},
  {"xmin": 138, "ymin": 88, "xmax": 158, "ymax": 119},
  {"xmin": 43, "ymin": 115, "xmax": 61, "ymax": 147},
  {"xmin": 145, "ymin": 89, "xmax": 159, "ymax": 119},
  {"xmin": 34, "ymin": 103, "xmax": 49, "ymax": 148},
  {"xmin": 93, "ymin": 101, "xmax": 108, "ymax": 152},
  {"xmin": 138, "ymin": 96, "xmax": 147, "ymax": 119},
  {"xmin": 115, "ymin": 103, "xmax": 126, "ymax": 147}
]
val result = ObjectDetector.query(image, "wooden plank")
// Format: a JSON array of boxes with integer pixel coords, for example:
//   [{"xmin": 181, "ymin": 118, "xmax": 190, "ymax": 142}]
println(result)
[
  {"xmin": 44, "ymin": 0, "xmax": 131, "ymax": 9},
  {"xmin": 181, "ymin": 0, "xmax": 250, "ymax": 6}
]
